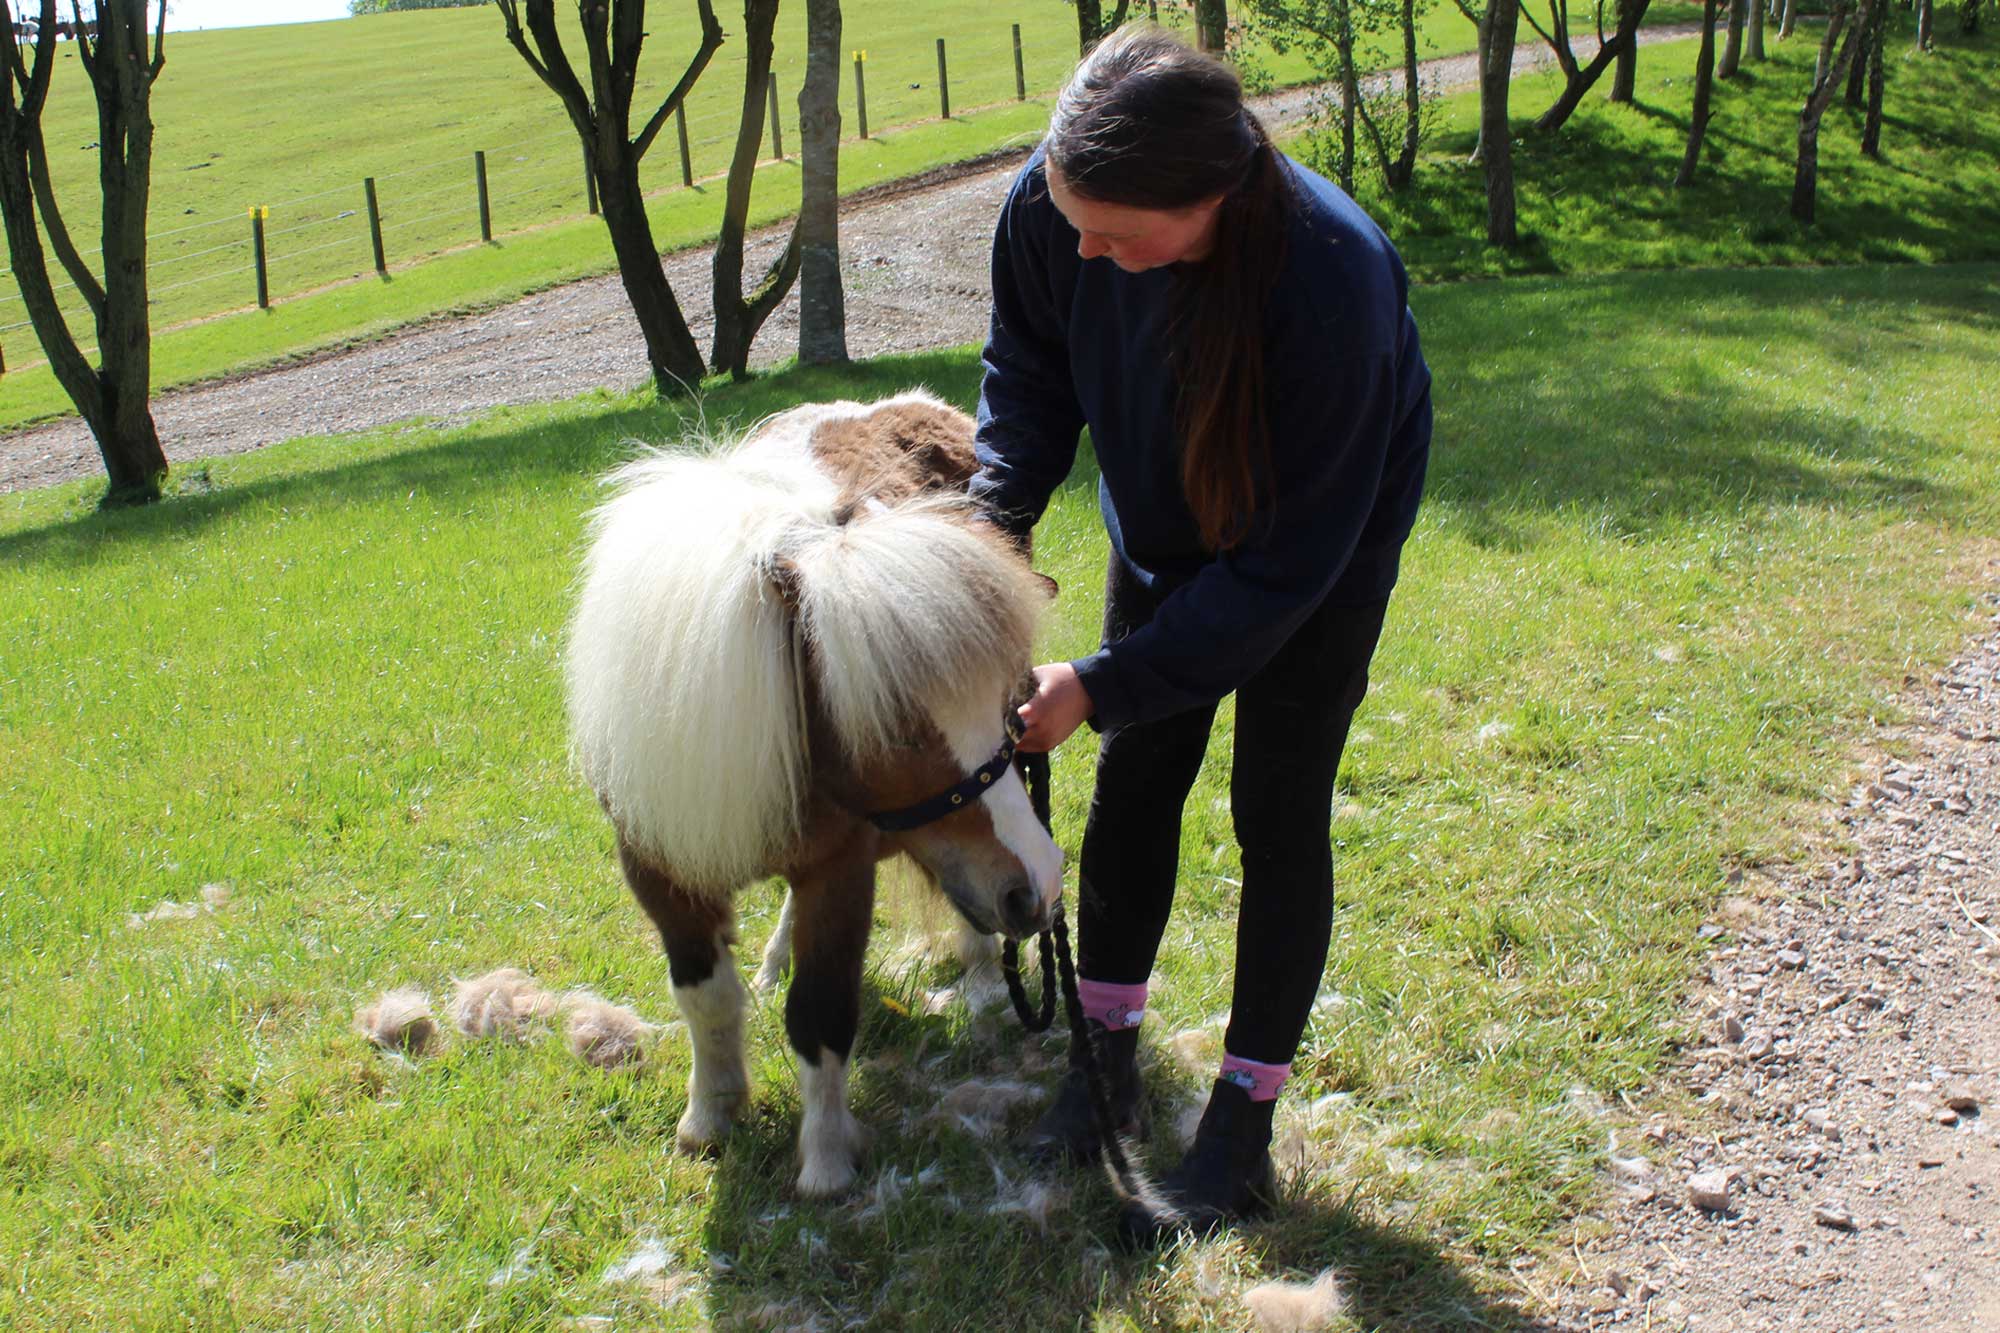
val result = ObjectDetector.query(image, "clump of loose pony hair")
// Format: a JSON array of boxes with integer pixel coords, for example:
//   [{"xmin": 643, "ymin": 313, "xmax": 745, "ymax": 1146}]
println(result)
[
  {"xmin": 1045, "ymin": 24, "xmax": 1294, "ymax": 552},
  {"xmin": 1242, "ymin": 1269, "xmax": 1349, "ymax": 1331},
  {"xmin": 355, "ymin": 987, "xmax": 439, "ymax": 1055},
  {"xmin": 561, "ymin": 990, "xmax": 659, "ymax": 1069},
  {"xmin": 449, "ymin": 967, "xmax": 561, "ymax": 1039}
]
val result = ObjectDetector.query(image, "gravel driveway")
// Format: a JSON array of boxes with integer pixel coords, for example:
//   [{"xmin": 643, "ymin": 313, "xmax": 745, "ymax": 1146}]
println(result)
[{"xmin": 0, "ymin": 26, "xmax": 1699, "ymax": 496}]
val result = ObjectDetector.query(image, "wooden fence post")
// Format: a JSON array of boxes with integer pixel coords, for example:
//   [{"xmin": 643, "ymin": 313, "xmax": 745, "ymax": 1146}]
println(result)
[
  {"xmin": 474, "ymin": 151, "xmax": 492, "ymax": 242},
  {"xmin": 768, "ymin": 76, "xmax": 784, "ymax": 158},
  {"xmin": 1013, "ymin": 24, "xmax": 1025, "ymax": 100},
  {"xmin": 250, "ymin": 206, "xmax": 269, "ymax": 309},
  {"xmin": 364, "ymin": 177, "xmax": 386, "ymax": 274},
  {"xmin": 677, "ymin": 104, "xmax": 694, "ymax": 187},
  {"xmin": 853, "ymin": 50, "xmax": 868, "ymax": 139},
  {"xmin": 936, "ymin": 38, "xmax": 951, "ymax": 119}
]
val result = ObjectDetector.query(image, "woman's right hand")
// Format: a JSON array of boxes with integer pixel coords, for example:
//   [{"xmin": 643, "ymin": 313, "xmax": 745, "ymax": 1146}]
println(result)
[{"xmin": 1016, "ymin": 661, "xmax": 1095, "ymax": 753}]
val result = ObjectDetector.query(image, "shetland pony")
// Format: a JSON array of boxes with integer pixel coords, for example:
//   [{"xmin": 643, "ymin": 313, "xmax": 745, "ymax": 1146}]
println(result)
[{"xmin": 567, "ymin": 391, "xmax": 1062, "ymax": 1196}]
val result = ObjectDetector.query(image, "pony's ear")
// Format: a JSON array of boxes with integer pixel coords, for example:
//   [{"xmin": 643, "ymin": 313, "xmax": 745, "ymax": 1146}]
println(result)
[
  {"xmin": 765, "ymin": 556, "xmax": 805, "ymax": 613},
  {"xmin": 1031, "ymin": 572, "xmax": 1059, "ymax": 600}
]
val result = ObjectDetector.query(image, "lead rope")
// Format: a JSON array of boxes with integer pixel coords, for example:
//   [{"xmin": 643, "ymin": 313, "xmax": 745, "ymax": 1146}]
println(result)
[{"xmin": 1005, "ymin": 746, "xmax": 1160, "ymax": 1217}]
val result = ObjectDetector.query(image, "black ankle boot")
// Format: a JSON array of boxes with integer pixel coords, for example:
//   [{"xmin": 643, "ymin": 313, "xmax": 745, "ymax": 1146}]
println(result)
[
  {"xmin": 1119, "ymin": 1078, "xmax": 1278, "ymax": 1248},
  {"xmin": 1024, "ymin": 1022, "xmax": 1146, "ymax": 1165}
]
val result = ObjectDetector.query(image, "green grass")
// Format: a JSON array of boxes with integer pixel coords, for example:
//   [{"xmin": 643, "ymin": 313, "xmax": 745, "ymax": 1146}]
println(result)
[
  {"xmin": 3, "ymin": 262, "xmax": 1996, "ymax": 1329},
  {"xmin": 0, "ymin": 1, "xmax": 1708, "ymax": 430},
  {"xmin": 1309, "ymin": 16, "xmax": 2000, "ymax": 280}
]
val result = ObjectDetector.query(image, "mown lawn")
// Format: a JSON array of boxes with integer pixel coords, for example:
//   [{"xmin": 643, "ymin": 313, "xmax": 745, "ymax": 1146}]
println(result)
[
  {"xmin": 3, "ymin": 261, "xmax": 1995, "ymax": 1328},
  {"xmin": 1303, "ymin": 15, "xmax": 2000, "ymax": 279}
]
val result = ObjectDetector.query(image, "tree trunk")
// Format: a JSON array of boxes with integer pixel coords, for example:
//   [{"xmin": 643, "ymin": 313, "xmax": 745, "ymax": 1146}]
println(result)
[
  {"xmin": 1610, "ymin": 0, "xmax": 1640, "ymax": 100},
  {"xmin": 1719, "ymin": 0, "xmax": 1746, "ymax": 75},
  {"xmin": 1815, "ymin": 5, "xmax": 1840, "ymax": 81},
  {"xmin": 0, "ymin": 0, "xmax": 167, "ymax": 505},
  {"xmin": 1478, "ymin": 0, "xmax": 1519, "ymax": 244},
  {"xmin": 712, "ymin": 0, "xmax": 804, "ymax": 380},
  {"xmin": 1965, "ymin": 0, "xmax": 1983, "ymax": 34},
  {"xmin": 1536, "ymin": 0, "xmax": 1652, "ymax": 132},
  {"xmin": 1792, "ymin": 0, "xmax": 1870, "ymax": 222},
  {"xmin": 1916, "ymin": 0, "xmax": 1934, "ymax": 43},
  {"xmin": 1335, "ymin": 0, "xmax": 1357, "ymax": 194},
  {"xmin": 1844, "ymin": 6, "xmax": 1872, "ymax": 104},
  {"xmin": 1781, "ymin": 0, "xmax": 1798, "ymax": 38},
  {"xmin": 1748, "ymin": 0, "xmax": 1768, "ymax": 59},
  {"xmin": 1861, "ymin": 0, "xmax": 1886, "ymax": 154},
  {"xmin": 1676, "ymin": 0, "xmax": 1721, "ymax": 187},
  {"xmin": 797, "ymin": 0, "xmax": 846, "ymax": 365},
  {"xmin": 1194, "ymin": 0, "xmax": 1229, "ymax": 51},
  {"xmin": 1077, "ymin": 0, "xmax": 1135, "ymax": 54},
  {"xmin": 497, "ymin": 0, "xmax": 720, "ymax": 397},
  {"xmin": 1390, "ymin": 0, "xmax": 1422, "ymax": 187}
]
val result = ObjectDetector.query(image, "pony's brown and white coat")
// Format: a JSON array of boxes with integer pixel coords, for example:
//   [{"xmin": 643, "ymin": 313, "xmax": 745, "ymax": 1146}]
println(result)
[{"xmin": 565, "ymin": 391, "xmax": 1062, "ymax": 1197}]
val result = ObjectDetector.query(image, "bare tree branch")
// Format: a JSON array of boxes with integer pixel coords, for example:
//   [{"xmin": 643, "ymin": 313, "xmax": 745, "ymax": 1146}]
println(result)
[
  {"xmin": 27, "ymin": 126, "xmax": 105, "ymax": 320},
  {"xmin": 634, "ymin": 0, "xmax": 725, "ymax": 161}
]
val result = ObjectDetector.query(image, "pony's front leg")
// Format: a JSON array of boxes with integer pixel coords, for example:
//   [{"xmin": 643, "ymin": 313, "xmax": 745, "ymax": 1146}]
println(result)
[
  {"xmin": 752, "ymin": 890, "xmax": 798, "ymax": 993},
  {"xmin": 618, "ymin": 840, "xmax": 749, "ymax": 1155},
  {"xmin": 784, "ymin": 861, "xmax": 876, "ymax": 1198}
]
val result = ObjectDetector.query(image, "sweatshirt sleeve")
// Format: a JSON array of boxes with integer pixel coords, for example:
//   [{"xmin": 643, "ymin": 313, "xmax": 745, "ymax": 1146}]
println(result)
[
  {"xmin": 1070, "ymin": 335, "xmax": 1408, "ymax": 731},
  {"xmin": 969, "ymin": 163, "xmax": 1086, "ymax": 546}
]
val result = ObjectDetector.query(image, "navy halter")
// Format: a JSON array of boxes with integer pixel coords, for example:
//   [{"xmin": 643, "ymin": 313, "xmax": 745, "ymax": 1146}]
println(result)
[{"xmin": 866, "ymin": 710, "xmax": 1026, "ymax": 833}]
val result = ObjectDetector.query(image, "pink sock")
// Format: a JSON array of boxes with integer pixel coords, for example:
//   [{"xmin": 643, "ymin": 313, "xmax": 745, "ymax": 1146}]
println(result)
[
  {"xmin": 1075, "ymin": 978, "xmax": 1147, "ymax": 1031},
  {"xmin": 1219, "ymin": 1053, "xmax": 1291, "ymax": 1102}
]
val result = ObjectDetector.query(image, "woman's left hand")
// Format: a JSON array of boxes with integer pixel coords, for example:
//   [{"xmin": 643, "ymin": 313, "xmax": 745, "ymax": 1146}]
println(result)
[{"xmin": 1016, "ymin": 661, "xmax": 1095, "ymax": 753}]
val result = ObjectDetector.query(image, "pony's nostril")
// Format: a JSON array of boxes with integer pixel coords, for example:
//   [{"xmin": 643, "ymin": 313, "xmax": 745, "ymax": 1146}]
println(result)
[{"xmin": 1001, "ymin": 883, "xmax": 1040, "ymax": 937}]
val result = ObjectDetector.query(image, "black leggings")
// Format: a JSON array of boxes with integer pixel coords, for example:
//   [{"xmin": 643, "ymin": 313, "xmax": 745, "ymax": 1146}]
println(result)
[{"xmin": 1076, "ymin": 553, "xmax": 1389, "ymax": 1067}]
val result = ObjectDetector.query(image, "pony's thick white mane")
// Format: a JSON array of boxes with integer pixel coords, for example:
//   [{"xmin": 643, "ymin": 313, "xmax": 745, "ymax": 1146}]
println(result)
[{"xmin": 566, "ymin": 422, "xmax": 1043, "ymax": 895}]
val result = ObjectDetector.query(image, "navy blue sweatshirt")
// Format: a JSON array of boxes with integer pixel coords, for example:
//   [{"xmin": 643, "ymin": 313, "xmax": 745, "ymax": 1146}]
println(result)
[{"xmin": 971, "ymin": 148, "xmax": 1433, "ymax": 731}]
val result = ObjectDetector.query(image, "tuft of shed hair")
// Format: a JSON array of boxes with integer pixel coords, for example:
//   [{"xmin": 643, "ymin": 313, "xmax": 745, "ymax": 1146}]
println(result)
[
  {"xmin": 451, "ymin": 967, "xmax": 561, "ymax": 1039},
  {"xmin": 562, "ymin": 990, "xmax": 658, "ymax": 1068},
  {"xmin": 926, "ymin": 1078, "xmax": 1045, "ymax": 1139},
  {"xmin": 356, "ymin": 987, "xmax": 439, "ymax": 1055},
  {"xmin": 1242, "ymin": 1270, "xmax": 1349, "ymax": 1332},
  {"xmin": 985, "ymin": 1160, "xmax": 1068, "ymax": 1231}
]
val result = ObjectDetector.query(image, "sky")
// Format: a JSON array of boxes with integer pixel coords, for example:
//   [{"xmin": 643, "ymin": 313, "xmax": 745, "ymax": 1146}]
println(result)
[{"xmin": 164, "ymin": 1, "xmax": 352, "ymax": 32}]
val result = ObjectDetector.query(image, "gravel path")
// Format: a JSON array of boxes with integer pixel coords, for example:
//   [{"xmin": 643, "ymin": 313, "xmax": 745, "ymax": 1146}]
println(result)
[
  {"xmin": 0, "ymin": 25, "xmax": 1699, "ymax": 495},
  {"xmin": 1536, "ymin": 572, "xmax": 2000, "ymax": 1331}
]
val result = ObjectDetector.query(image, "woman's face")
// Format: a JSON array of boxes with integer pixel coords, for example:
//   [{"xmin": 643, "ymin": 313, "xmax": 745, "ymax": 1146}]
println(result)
[{"xmin": 1045, "ymin": 161, "xmax": 1224, "ymax": 274}]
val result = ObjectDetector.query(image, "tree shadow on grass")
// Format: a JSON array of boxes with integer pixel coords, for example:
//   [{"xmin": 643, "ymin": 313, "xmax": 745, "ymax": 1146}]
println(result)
[
  {"xmin": 686, "ymin": 976, "xmax": 1527, "ymax": 1331},
  {"xmin": 0, "ymin": 349, "xmax": 1100, "ymax": 568},
  {"xmin": 3, "ymin": 266, "xmax": 1993, "ymax": 574},
  {"xmin": 1412, "ymin": 263, "xmax": 1995, "ymax": 548}
]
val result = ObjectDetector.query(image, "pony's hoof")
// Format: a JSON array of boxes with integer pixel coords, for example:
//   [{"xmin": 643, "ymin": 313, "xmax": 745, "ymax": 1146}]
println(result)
[
  {"xmin": 676, "ymin": 1093, "xmax": 745, "ymax": 1155},
  {"xmin": 795, "ymin": 1152, "xmax": 860, "ymax": 1198},
  {"xmin": 750, "ymin": 959, "xmax": 788, "ymax": 994}
]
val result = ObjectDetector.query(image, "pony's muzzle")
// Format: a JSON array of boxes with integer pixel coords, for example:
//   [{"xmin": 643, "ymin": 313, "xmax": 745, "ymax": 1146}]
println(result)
[{"xmin": 999, "ymin": 878, "xmax": 1053, "ymax": 940}]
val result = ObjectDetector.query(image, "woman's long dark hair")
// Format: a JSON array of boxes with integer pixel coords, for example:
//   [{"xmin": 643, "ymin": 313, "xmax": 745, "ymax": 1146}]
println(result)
[{"xmin": 1045, "ymin": 26, "xmax": 1293, "ymax": 552}]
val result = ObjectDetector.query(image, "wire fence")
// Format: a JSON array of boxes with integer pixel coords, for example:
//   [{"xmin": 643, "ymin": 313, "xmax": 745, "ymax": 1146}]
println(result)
[{"xmin": 0, "ymin": 12, "xmax": 1152, "ymax": 378}]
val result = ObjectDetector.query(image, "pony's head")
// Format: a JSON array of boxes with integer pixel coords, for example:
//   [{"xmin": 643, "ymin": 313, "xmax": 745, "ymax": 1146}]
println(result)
[
  {"xmin": 769, "ymin": 499, "xmax": 1063, "ymax": 939},
  {"xmin": 568, "ymin": 437, "xmax": 1062, "ymax": 938}
]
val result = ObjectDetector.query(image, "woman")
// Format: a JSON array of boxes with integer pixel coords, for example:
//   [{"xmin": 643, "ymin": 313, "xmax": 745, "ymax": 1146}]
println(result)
[{"xmin": 968, "ymin": 26, "xmax": 1432, "ymax": 1242}]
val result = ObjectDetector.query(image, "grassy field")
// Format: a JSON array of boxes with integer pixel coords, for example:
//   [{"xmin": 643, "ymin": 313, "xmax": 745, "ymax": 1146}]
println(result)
[
  {"xmin": 1287, "ymin": 15, "xmax": 2000, "ymax": 280},
  {"xmin": 3, "ymin": 262, "xmax": 1995, "ymax": 1329},
  {"xmin": 0, "ymin": 1, "xmax": 1714, "ymax": 430}
]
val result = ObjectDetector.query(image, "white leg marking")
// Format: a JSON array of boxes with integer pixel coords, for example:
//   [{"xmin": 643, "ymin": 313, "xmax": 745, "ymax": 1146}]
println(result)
[
  {"xmin": 795, "ymin": 1050, "xmax": 871, "ymax": 1197},
  {"xmin": 672, "ymin": 942, "xmax": 749, "ymax": 1153},
  {"xmin": 952, "ymin": 917, "xmax": 1001, "ymax": 973},
  {"xmin": 753, "ymin": 891, "xmax": 797, "ymax": 993}
]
